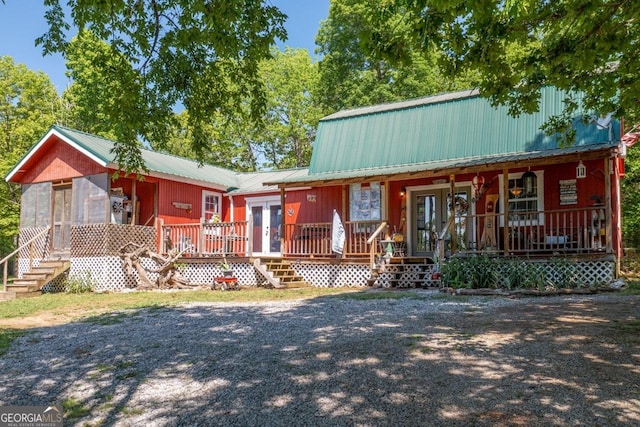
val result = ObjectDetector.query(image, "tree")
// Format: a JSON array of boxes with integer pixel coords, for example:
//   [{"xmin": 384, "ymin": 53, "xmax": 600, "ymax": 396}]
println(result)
[
  {"xmin": 0, "ymin": 56, "xmax": 60, "ymax": 256},
  {"xmin": 622, "ymin": 147, "xmax": 640, "ymax": 248},
  {"xmin": 62, "ymin": 30, "xmax": 155, "ymax": 165},
  {"xmin": 255, "ymin": 47, "xmax": 323, "ymax": 169},
  {"xmin": 315, "ymin": 0, "xmax": 474, "ymax": 112},
  {"xmin": 162, "ymin": 47, "xmax": 322, "ymax": 171},
  {"xmin": 358, "ymin": 1, "xmax": 640, "ymax": 138},
  {"xmin": 38, "ymin": 0, "xmax": 287, "ymax": 172},
  {"xmin": 162, "ymin": 110, "xmax": 260, "ymax": 172}
]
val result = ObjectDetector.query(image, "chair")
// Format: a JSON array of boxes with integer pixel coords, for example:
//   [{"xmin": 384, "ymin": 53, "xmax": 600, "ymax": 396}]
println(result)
[{"xmin": 178, "ymin": 236, "xmax": 196, "ymax": 254}]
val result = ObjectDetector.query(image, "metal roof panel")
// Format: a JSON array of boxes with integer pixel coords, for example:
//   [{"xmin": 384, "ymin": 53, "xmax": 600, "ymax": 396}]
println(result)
[{"xmin": 309, "ymin": 87, "xmax": 618, "ymax": 176}]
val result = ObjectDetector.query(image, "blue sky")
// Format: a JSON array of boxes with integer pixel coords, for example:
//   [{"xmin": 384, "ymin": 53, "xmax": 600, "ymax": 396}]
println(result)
[{"xmin": 0, "ymin": 0, "xmax": 330, "ymax": 94}]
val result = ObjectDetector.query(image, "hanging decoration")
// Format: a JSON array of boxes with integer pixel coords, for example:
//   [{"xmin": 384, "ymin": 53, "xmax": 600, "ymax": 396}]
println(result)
[{"xmin": 472, "ymin": 175, "xmax": 496, "ymax": 203}]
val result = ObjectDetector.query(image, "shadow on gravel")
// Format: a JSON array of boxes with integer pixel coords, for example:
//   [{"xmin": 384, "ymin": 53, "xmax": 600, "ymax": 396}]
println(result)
[{"xmin": 0, "ymin": 293, "xmax": 638, "ymax": 426}]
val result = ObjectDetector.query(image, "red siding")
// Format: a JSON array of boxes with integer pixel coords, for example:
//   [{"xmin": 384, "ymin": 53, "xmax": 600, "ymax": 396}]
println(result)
[
  {"xmin": 157, "ymin": 179, "xmax": 224, "ymax": 224},
  {"xmin": 231, "ymin": 187, "xmax": 343, "ymax": 225},
  {"xmin": 19, "ymin": 137, "xmax": 106, "ymax": 184}
]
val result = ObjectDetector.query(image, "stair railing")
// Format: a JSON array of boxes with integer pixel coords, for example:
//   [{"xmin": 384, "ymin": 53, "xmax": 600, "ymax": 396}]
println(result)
[
  {"xmin": 366, "ymin": 221, "xmax": 388, "ymax": 269},
  {"xmin": 1, "ymin": 227, "xmax": 50, "ymax": 291},
  {"xmin": 435, "ymin": 216, "xmax": 456, "ymax": 265}
]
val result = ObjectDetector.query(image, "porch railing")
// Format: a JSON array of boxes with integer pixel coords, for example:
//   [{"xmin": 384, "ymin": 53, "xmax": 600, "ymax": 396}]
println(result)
[
  {"xmin": 1, "ymin": 227, "xmax": 50, "ymax": 290},
  {"xmin": 284, "ymin": 220, "xmax": 386, "ymax": 258},
  {"xmin": 457, "ymin": 206, "xmax": 610, "ymax": 256},
  {"xmin": 161, "ymin": 221, "xmax": 249, "ymax": 256}
]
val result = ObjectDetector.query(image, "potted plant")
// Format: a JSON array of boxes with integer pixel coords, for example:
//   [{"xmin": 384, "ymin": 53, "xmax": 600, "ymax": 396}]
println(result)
[{"xmin": 219, "ymin": 258, "xmax": 233, "ymax": 277}]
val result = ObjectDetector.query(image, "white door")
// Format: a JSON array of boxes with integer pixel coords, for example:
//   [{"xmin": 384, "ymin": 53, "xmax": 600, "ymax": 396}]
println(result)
[{"xmin": 247, "ymin": 197, "xmax": 282, "ymax": 256}]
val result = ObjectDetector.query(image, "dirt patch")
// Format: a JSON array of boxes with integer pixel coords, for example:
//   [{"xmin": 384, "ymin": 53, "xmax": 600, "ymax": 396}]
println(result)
[{"xmin": 0, "ymin": 308, "xmax": 112, "ymax": 330}]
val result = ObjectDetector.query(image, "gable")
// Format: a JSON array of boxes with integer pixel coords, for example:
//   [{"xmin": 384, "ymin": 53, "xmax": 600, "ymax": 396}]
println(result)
[
  {"xmin": 8, "ymin": 133, "xmax": 107, "ymax": 184},
  {"xmin": 6, "ymin": 126, "xmax": 240, "ymax": 190},
  {"xmin": 309, "ymin": 87, "xmax": 618, "ymax": 176}
]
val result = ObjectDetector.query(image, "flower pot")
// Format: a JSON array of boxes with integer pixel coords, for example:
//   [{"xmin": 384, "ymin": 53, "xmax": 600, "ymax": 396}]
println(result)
[{"xmin": 222, "ymin": 269, "xmax": 234, "ymax": 278}]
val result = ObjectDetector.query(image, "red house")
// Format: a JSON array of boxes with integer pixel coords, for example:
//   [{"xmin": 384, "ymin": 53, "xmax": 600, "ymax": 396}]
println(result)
[{"xmin": 2, "ymin": 87, "xmax": 635, "ymax": 296}]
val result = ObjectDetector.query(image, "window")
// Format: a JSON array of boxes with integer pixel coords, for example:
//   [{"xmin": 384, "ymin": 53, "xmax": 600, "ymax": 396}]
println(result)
[
  {"xmin": 500, "ymin": 171, "xmax": 544, "ymax": 225},
  {"xmin": 202, "ymin": 191, "xmax": 221, "ymax": 222}
]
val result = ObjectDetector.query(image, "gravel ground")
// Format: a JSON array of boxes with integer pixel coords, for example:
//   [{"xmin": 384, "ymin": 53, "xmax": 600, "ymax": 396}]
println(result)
[{"xmin": 0, "ymin": 291, "xmax": 639, "ymax": 426}]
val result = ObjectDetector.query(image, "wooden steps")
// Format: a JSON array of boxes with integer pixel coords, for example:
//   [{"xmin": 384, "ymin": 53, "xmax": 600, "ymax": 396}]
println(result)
[
  {"xmin": 255, "ymin": 258, "xmax": 312, "ymax": 289},
  {"xmin": 373, "ymin": 257, "xmax": 440, "ymax": 288},
  {"xmin": 1, "ymin": 259, "xmax": 71, "ymax": 300}
]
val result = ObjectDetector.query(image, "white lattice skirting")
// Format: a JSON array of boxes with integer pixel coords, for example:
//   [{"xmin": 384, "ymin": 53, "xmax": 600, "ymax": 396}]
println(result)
[
  {"xmin": 292, "ymin": 263, "xmax": 370, "ymax": 287},
  {"xmin": 29, "ymin": 257, "xmax": 370, "ymax": 291},
  {"xmin": 23, "ymin": 257, "xmax": 615, "ymax": 292}
]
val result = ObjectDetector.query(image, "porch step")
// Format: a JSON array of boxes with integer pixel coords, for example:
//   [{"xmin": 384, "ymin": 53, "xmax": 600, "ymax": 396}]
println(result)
[
  {"xmin": 3, "ymin": 259, "xmax": 71, "ymax": 299},
  {"xmin": 373, "ymin": 258, "xmax": 440, "ymax": 288},
  {"xmin": 257, "ymin": 258, "xmax": 312, "ymax": 289}
]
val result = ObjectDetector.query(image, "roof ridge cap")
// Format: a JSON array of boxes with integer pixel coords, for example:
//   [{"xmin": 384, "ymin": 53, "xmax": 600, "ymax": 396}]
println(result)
[{"xmin": 321, "ymin": 88, "xmax": 480, "ymax": 121}]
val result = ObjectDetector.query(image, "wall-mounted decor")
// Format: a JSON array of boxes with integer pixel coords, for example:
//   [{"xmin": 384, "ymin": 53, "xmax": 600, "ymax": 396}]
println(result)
[
  {"xmin": 172, "ymin": 201, "xmax": 192, "ymax": 212},
  {"xmin": 559, "ymin": 179, "xmax": 577, "ymax": 205}
]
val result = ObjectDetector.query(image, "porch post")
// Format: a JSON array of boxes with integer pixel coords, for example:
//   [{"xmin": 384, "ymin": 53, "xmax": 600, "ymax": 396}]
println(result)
[
  {"xmin": 342, "ymin": 185, "xmax": 347, "ymax": 219},
  {"xmin": 502, "ymin": 168, "xmax": 510, "ymax": 255},
  {"xmin": 198, "ymin": 218, "xmax": 205, "ymax": 256},
  {"xmin": 604, "ymin": 157, "xmax": 613, "ymax": 253},
  {"xmin": 384, "ymin": 180, "xmax": 390, "ymax": 238},
  {"xmin": 449, "ymin": 174, "xmax": 456, "ymax": 253},
  {"xmin": 131, "ymin": 178, "xmax": 137, "ymax": 225},
  {"xmin": 342, "ymin": 185, "xmax": 348, "ymax": 255},
  {"xmin": 280, "ymin": 187, "xmax": 286, "ymax": 256}
]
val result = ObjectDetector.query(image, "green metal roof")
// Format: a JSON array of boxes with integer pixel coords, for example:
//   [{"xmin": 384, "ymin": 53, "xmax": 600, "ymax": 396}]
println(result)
[
  {"xmin": 308, "ymin": 87, "xmax": 619, "ymax": 176},
  {"xmin": 51, "ymin": 126, "xmax": 240, "ymax": 188},
  {"xmin": 231, "ymin": 168, "xmax": 310, "ymax": 194},
  {"xmin": 6, "ymin": 125, "xmax": 310, "ymax": 194}
]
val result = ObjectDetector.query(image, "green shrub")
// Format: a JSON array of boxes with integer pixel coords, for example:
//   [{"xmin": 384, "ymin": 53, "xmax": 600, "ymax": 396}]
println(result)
[
  {"xmin": 441, "ymin": 255, "xmax": 498, "ymax": 289},
  {"xmin": 64, "ymin": 272, "xmax": 96, "ymax": 294},
  {"xmin": 442, "ymin": 256, "xmax": 577, "ymax": 290},
  {"xmin": 502, "ymin": 259, "xmax": 546, "ymax": 290}
]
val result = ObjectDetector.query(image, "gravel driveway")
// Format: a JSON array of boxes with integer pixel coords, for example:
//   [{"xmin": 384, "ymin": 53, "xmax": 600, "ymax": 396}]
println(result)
[{"xmin": 1, "ymin": 291, "xmax": 639, "ymax": 426}]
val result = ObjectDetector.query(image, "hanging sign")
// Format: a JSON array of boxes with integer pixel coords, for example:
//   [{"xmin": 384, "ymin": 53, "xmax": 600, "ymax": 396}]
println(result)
[{"xmin": 559, "ymin": 179, "xmax": 577, "ymax": 205}]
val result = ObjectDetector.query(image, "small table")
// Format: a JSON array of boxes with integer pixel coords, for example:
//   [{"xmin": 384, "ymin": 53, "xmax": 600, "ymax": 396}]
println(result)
[{"xmin": 212, "ymin": 276, "xmax": 240, "ymax": 291}]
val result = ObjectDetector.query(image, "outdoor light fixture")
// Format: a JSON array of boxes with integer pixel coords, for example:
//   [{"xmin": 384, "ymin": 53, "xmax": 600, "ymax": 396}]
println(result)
[
  {"xmin": 400, "ymin": 187, "xmax": 406, "ymax": 197},
  {"xmin": 522, "ymin": 170, "xmax": 536, "ymax": 196},
  {"xmin": 576, "ymin": 161, "xmax": 587, "ymax": 178}
]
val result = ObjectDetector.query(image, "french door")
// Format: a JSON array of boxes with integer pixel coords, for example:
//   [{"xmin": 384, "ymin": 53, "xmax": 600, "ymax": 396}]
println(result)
[
  {"xmin": 411, "ymin": 187, "xmax": 470, "ymax": 257},
  {"xmin": 248, "ymin": 198, "xmax": 282, "ymax": 256}
]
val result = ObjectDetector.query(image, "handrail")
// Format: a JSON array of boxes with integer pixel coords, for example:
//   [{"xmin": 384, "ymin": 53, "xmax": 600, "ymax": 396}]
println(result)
[
  {"xmin": 436, "ymin": 216, "xmax": 455, "ymax": 263},
  {"xmin": 1, "ymin": 227, "xmax": 50, "ymax": 290},
  {"xmin": 366, "ymin": 221, "xmax": 388, "ymax": 245},
  {"xmin": 367, "ymin": 221, "xmax": 388, "ymax": 269}
]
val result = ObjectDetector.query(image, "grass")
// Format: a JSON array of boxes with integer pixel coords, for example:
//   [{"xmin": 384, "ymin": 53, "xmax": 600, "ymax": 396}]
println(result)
[
  {"xmin": 623, "ymin": 280, "xmax": 640, "ymax": 295},
  {"xmin": 0, "ymin": 287, "xmax": 359, "ymax": 324},
  {"xmin": 617, "ymin": 319, "xmax": 640, "ymax": 334},
  {"xmin": 62, "ymin": 396, "xmax": 91, "ymax": 419},
  {"xmin": 0, "ymin": 328, "xmax": 24, "ymax": 356}
]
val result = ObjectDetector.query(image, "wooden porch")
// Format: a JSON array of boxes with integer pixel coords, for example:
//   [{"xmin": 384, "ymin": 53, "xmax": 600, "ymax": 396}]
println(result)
[{"xmin": 159, "ymin": 205, "xmax": 613, "ymax": 260}]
